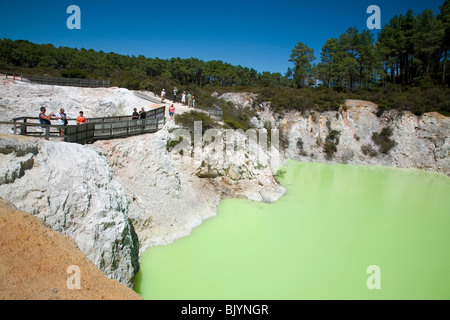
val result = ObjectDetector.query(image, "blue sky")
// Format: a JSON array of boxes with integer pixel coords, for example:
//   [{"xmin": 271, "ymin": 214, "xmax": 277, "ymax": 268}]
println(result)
[{"xmin": 0, "ymin": 0, "xmax": 445, "ymax": 74}]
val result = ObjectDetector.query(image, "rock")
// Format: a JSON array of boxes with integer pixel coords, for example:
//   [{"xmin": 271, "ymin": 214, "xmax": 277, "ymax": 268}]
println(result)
[
  {"xmin": 0, "ymin": 81, "xmax": 150, "ymax": 134},
  {"xmin": 226, "ymin": 94, "xmax": 449, "ymax": 175},
  {"xmin": 218, "ymin": 92, "xmax": 258, "ymax": 109},
  {"xmin": 94, "ymin": 120, "xmax": 286, "ymax": 253},
  {"xmin": 0, "ymin": 134, "xmax": 139, "ymax": 288}
]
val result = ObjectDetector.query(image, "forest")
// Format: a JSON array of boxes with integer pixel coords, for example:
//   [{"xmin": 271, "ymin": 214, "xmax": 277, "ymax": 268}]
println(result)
[{"xmin": 0, "ymin": 1, "xmax": 449, "ymax": 118}]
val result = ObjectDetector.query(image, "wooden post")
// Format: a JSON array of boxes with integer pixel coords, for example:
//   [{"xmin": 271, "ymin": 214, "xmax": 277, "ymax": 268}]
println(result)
[
  {"xmin": 45, "ymin": 125, "xmax": 50, "ymax": 140},
  {"xmin": 20, "ymin": 119, "xmax": 27, "ymax": 135}
]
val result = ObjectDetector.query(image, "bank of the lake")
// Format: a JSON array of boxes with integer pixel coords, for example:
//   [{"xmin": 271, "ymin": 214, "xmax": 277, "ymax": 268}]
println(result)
[{"xmin": 134, "ymin": 161, "xmax": 450, "ymax": 300}]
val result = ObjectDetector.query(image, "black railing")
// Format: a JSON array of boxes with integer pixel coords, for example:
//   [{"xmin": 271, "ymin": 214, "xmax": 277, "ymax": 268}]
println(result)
[
  {"xmin": 198, "ymin": 104, "xmax": 223, "ymax": 121},
  {"xmin": 1, "ymin": 72, "xmax": 110, "ymax": 88}
]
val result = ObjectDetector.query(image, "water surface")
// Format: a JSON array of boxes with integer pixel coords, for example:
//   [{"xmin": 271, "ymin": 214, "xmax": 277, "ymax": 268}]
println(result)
[{"xmin": 134, "ymin": 161, "xmax": 450, "ymax": 299}]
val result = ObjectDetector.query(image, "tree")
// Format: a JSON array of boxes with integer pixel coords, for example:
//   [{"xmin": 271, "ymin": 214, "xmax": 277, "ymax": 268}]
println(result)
[
  {"xmin": 438, "ymin": 0, "xmax": 450, "ymax": 84},
  {"xmin": 289, "ymin": 42, "xmax": 315, "ymax": 88},
  {"xmin": 412, "ymin": 9, "xmax": 444, "ymax": 80}
]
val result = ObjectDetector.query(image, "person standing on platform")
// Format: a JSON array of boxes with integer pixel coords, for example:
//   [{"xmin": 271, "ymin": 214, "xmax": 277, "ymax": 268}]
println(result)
[{"xmin": 77, "ymin": 111, "xmax": 86, "ymax": 125}]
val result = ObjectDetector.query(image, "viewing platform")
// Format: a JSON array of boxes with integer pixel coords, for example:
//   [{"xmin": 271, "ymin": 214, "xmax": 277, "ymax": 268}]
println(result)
[{"xmin": 0, "ymin": 106, "xmax": 166, "ymax": 144}]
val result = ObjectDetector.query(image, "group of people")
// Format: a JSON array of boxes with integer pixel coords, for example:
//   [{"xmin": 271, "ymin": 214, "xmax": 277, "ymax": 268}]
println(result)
[
  {"xmin": 180, "ymin": 91, "xmax": 195, "ymax": 108},
  {"xmin": 39, "ymin": 97, "xmax": 179, "ymax": 142},
  {"xmin": 160, "ymin": 87, "xmax": 196, "ymax": 109},
  {"xmin": 39, "ymin": 107, "xmax": 86, "ymax": 139},
  {"xmin": 131, "ymin": 107, "xmax": 148, "ymax": 120},
  {"xmin": 132, "ymin": 104, "xmax": 176, "ymax": 120}
]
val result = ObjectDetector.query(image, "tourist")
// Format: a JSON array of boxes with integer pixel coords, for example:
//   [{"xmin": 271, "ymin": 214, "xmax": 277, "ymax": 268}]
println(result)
[
  {"xmin": 169, "ymin": 104, "xmax": 175, "ymax": 120},
  {"xmin": 139, "ymin": 107, "xmax": 147, "ymax": 119},
  {"xmin": 192, "ymin": 95, "xmax": 196, "ymax": 108},
  {"xmin": 173, "ymin": 87, "xmax": 178, "ymax": 102},
  {"xmin": 132, "ymin": 108, "xmax": 139, "ymax": 119},
  {"xmin": 161, "ymin": 89, "xmax": 166, "ymax": 103},
  {"xmin": 77, "ymin": 111, "xmax": 86, "ymax": 125},
  {"xmin": 181, "ymin": 91, "xmax": 186, "ymax": 105},
  {"xmin": 54, "ymin": 108, "xmax": 67, "ymax": 140},
  {"xmin": 187, "ymin": 92, "xmax": 192, "ymax": 107},
  {"xmin": 39, "ymin": 107, "xmax": 53, "ymax": 136}
]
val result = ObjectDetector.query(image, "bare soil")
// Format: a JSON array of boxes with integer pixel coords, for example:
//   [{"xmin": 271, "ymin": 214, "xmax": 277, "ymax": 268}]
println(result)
[{"xmin": 0, "ymin": 199, "xmax": 143, "ymax": 300}]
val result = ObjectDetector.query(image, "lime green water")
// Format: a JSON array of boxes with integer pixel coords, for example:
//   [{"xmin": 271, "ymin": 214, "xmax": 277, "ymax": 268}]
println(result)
[{"xmin": 134, "ymin": 161, "xmax": 450, "ymax": 299}]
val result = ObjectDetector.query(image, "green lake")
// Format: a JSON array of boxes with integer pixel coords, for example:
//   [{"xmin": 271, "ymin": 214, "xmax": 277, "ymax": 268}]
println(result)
[{"xmin": 134, "ymin": 161, "xmax": 450, "ymax": 299}]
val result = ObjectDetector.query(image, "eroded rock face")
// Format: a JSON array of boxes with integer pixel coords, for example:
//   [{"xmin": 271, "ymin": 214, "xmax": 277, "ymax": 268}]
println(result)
[
  {"xmin": 94, "ymin": 121, "xmax": 286, "ymax": 254},
  {"xmin": 0, "ymin": 134, "xmax": 139, "ymax": 288},
  {"xmin": 220, "ymin": 94, "xmax": 450, "ymax": 175}
]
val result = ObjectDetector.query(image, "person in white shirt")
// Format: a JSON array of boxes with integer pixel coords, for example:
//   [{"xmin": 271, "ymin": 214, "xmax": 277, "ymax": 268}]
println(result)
[{"xmin": 54, "ymin": 108, "xmax": 67, "ymax": 141}]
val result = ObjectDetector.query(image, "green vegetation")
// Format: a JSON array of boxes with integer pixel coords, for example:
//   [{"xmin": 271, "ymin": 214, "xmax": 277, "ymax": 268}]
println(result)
[
  {"xmin": 323, "ymin": 129, "xmax": 341, "ymax": 160},
  {"xmin": 0, "ymin": 1, "xmax": 449, "ymax": 116},
  {"xmin": 361, "ymin": 144, "xmax": 378, "ymax": 157},
  {"xmin": 274, "ymin": 169, "xmax": 286, "ymax": 180},
  {"xmin": 174, "ymin": 111, "xmax": 217, "ymax": 134},
  {"xmin": 372, "ymin": 127, "xmax": 396, "ymax": 154}
]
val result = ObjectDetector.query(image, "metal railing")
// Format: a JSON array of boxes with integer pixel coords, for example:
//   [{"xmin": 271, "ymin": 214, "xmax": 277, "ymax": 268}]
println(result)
[
  {"xmin": 198, "ymin": 104, "xmax": 223, "ymax": 121},
  {"xmin": 1, "ymin": 72, "xmax": 110, "ymax": 88},
  {"xmin": 134, "ymin": 92, "xmax": 164, "ymax": 104}
]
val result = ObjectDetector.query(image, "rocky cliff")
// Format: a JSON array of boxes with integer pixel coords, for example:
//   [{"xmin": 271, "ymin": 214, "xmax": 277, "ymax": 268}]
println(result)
[
  {"xmin": 0, "ymin": 81, "xmax": 286, "ymax": 289},
  {"xmin": 0, "ymin": 134, "xmax": 140, "ymax": 288},
  {"xmin": 220, "ymin": 93, "xmax": 450, "ymax": 175},
  {"xmin": 1, "ymin": 80, "xmax": 448, "ymax": 295},
  {"xmin": 94, "ymin": 120, "xmax": 286, "ymax": 254}
]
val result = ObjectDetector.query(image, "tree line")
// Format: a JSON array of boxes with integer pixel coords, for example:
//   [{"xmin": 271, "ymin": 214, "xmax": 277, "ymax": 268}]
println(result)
[
  {"xmin": 1, "ymin": 1, "xmax": 449, "ymax": 91},
  {"xmin": 0, "ymin": 2, "xmax": 449, "ymax": 118},
  {"xmin": 0, "ymin": 38, "xmax": 286, "ymax": 89},
  {"xmin": 291, "ymin": 0, "xmax": 450, "ymax": 89}
]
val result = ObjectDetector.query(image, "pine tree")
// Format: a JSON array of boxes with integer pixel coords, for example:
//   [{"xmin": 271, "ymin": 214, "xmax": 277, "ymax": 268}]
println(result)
[{"xmin": 289, "ymin": 42, "xmax": 315, "ymax": 88}]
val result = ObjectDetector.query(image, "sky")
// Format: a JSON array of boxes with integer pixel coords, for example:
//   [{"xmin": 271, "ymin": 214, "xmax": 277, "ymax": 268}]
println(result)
[{"xmin": 0, "ymin": 0, "xmax": 446, "ymax": 74}]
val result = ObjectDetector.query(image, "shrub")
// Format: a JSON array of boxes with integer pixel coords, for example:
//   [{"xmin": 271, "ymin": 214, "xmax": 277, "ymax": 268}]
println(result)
[
  {"xmin": 174, "ymin": 110, "xmax": 217, "ymax": 133},
  {"xmin": 323, "ymin": 129, "xmax": 341, "ymax": 160},
  {"xmin": 323, "ymin": 142, "xmax": 338, "ymax": 160},
  {"xmin": 60, "ymin": 69, "xmax": 87, "ymax": 79},
  {"xmin": 361, "ymin": 144, "xmax": 378, "ymax": 157},
  {"xmin": 371, "ymin": 127, "xmax": 396, "ymax": 154}
]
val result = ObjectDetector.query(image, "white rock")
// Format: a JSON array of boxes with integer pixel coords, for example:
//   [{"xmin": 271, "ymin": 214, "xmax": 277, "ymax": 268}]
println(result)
[{"xmin": 0, "ymin": 134, "xmax": 139, "ymax": 288}]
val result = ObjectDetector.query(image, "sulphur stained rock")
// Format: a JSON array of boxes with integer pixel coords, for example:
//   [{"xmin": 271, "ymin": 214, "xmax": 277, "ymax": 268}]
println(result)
[{"xmin": 0, "ymin": 134, "xmax": 139, "ymax": 288}]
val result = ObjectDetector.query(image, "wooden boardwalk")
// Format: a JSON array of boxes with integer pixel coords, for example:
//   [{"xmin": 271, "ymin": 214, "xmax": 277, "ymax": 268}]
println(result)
[{"xmin": 1, "ymin": 106, "xmax": 166, "ymax": 144}]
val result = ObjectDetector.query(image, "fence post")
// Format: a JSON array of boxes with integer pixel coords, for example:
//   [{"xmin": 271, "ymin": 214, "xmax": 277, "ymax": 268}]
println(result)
[
  {"xmin": 44, "ymin": 125, "xmax": 49, "ymax": 140},
  {"xmin": 20, "ymin": 119, "xmax": 27, "ymax": 135}
]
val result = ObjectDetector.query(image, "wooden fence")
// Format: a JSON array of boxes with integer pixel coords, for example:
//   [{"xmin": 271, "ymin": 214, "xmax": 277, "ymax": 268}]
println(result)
[{"xmin": 2, "ymin": 106, "xmax": 166, "ymax": 144}]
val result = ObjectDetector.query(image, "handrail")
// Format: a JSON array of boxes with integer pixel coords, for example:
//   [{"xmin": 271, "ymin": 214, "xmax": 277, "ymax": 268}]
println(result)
[
  {"xmin": 2, "ymin": 106, "xmax": 166, "ymax": 144},
  {"xmin": 2, "ymin": 72, "xmax": 110, "ymax": 88},
  {"xmin": 197, "ymin": 104, "xmax": 223, "ymax": 120}
]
